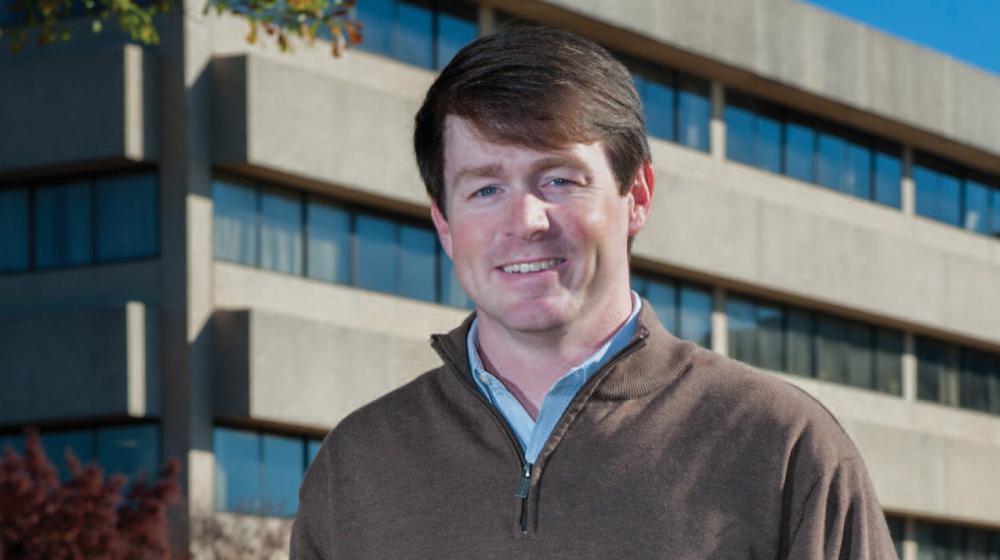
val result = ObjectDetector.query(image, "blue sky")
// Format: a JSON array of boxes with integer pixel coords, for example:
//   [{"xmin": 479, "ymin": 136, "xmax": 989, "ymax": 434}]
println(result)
[{"xmin": 804, "ymin": 0, "xmax": 1000, "ymax": 76}]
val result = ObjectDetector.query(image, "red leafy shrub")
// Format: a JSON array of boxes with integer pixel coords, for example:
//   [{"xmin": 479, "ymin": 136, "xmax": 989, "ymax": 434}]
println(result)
[{"xmin": 0, "ymin": 430, "xmax": 181, "ymax": 560}]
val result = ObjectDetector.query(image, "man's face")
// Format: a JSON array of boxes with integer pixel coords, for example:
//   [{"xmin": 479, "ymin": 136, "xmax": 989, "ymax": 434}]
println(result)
[{"xmin": 431, "ymin": 116, "xmax": 653, "ymax": 336}]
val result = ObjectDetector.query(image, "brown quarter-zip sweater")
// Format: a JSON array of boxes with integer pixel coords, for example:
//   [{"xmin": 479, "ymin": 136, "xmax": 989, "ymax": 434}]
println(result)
[{"xmin": 291, "ymin": 304, "xmax": 897, "ymax": 559}]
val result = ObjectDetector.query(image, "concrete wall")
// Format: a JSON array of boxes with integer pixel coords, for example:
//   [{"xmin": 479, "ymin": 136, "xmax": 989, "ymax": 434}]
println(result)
[
  {"xmin": 212, "ymin": 263, "xmax": 465, "ymax": 428},
  {"xmin": 0, "ymin": 43, "xmax": 157, "ymax": 175},
  {"xmin": 0, "ymin": 301, "xmax": 160, "ymax": 424},
  {"xmin": 209, "ymin": 51, "xmax": 1000, "ymax": 350},
  {"xmin": 529, "ymin": 0, "xmax": 1000, "ymax": 163}
]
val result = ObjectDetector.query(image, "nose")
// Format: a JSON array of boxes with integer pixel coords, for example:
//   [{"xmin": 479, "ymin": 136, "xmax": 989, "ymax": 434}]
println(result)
[{"xmin": 506, "ymin": 191, "xmax": 551, "ymax": 241}]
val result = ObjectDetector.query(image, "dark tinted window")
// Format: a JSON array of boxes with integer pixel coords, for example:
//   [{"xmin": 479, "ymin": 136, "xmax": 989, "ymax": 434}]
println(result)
[
  {"xmin": 259, "ymin": 187, "xmax": 303, "ymax": 275},
  {"xmin": 632, "ymin": 272, "xmax": 712, "ymax": 348},
  {"xmin": 213, "ymin": 178, "xmax": 259, "ymax": 266},
  {"xmin": 95, "ymin": 173, "xmax": 158, "ymax": 261},
  {"xmin": 306, "ymin": 198, "xmax": 351, "ymax": 284},
  {"xmin": 914, "ymin": 158, "xmax": 962, "ymax": 227},
  {"xmin": 356, "ymin": 0, "xmax": 477, "ymax": 70},
  {"xmin": 0, "ymin": 188, "xmax": 30, "ymax": 272},
  {"xmin": 628, "ymin": 61, "xmax": 709, "ymax": 152},
  {"xmin": 34, "ymin": 182, "xmax": 93, "ymax": 268}
]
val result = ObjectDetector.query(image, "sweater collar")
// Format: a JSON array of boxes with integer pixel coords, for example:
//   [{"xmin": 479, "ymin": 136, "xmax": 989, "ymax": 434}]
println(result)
[{"xmin": 430, "ymin": 300, "xmax": 695, "ymax": 400}]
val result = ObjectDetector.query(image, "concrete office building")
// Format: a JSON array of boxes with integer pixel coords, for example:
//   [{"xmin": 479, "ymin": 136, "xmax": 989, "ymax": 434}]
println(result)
[{"xmin": 1, "ymin": 0, "xmax": 999, "ymax": 557}]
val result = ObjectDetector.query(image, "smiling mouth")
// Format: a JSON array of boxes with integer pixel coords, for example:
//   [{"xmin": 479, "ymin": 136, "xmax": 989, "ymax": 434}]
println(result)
[{"xmin": 500, "ymin": 258, "xmax": 565, "ymax": 274}]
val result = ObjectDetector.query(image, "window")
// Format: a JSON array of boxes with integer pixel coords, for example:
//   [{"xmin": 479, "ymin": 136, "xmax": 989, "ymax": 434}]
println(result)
[
  {"xmin": 726, "ymin": 295, "xmax": 903, "ymax": 395},
  {"xmin": 724, "ymin": 88, "xmax": 902, "ymax": 208},
  {"xmin": 630, "ymin": 62, "xmax": 710, "ymax": 152},
  {"xmin": 95, "ymin": 173, "xmax": 158, "ymax": 261},
  {"xmin": 0, "ymin": 172, "xmax": 158, "ymax": 274},
  {"xmin": 0, "ymin": 424, "xmax": 159, "ymax": 482},
  {"xmin": 0, "ymin": 188, "xmax": 29, "ymax": 272},
  {"xmin": 916, "ymin": 337, "xmax": 1000, "ymax": 415},
  {"xmin": 913, "ymin": 154, "xmax": 1000, "ymax": 239},
  {"xmin": 915, "ymin": 520, "xmax": 1000, "ymax": 559},
  {"xmin": 213, "ymin": 427, "xmax": 322, "ymax": 517},
  {"xmin": 212, "ymin": 177, "xmax": 476, "ymax": 310},
  {"xmin": 631, "ymin": 272, "xmax": 713, "ymax": 348},
  {"xmin": 355, "ymin": 0, "xmax": 477, "ymax": 71},
  {"xmin": 884, "ymin": 515, "xmax": 904, "ymax": 560}
]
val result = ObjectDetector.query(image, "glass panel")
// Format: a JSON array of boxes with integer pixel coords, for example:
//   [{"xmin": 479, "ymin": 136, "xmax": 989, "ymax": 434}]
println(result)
[
  {"xmin": 261, "ymin": 434, "xmax": 303, "ymax": 517},
  {"xmin": 34, "ymin": 182, "xmax": 93, "ymax": 268},
  {"xmin": 962, "ymin": 349, "xmax": 993, "ymax": 413},
  {"xmin": 990, "ymin": 353, "xmax": 1000, "ymax": 415},
  {"xmin": 355, "ymin": 0, "xmax": 392, "ymax": 57},
  {"xmin": 915, "ymin": 162, "xmax": 962, "ymax": 226},
  {"xmin": 724, "ymin": 93, "xmax": 755, "ymax": 165},
  {"xmin": 916, "ymin": 337, "xmax": 961, "ymax": 406},
  {"xmin": 435, "ymin": 0, "xmax": 477, "ymax": 70},
  {"xmin": 784, "ymin": 118, "xmax": 815, "ymax": 183},
  {"xmin": 356, "ymin": 213, "xmax": 398, "ymax": 294},
  {"xmin": 844, "ymin": 321, "xmax": 873, "ymax": 390},
  {"xmin": 756, "ymin": 303, "xmax": 783, "ymax": 371},
  {"xmin": 816, "ymin": 315, "xmax": 847, "ymax": 385},
  {"xmin": 755, "ymin": 107, "xmax": 782, "ymax": 173},
  {"xmin": 214, "ymin": 427, "xmax": 259, "ymax": 514},
  {"xmin": 874, "ymin": 329, "xmax": 903, "ymax": 396},
  {"xmin": 785, "ymin": 308, "xmax": 814, "ymax": 378},
  {"xmin": 307, "ymin": 439, "xmax": 323, "ymax": 466},
  {"xmin": 96, "ymin": 425, "xmax": 159, "ymax": 479},
  {"xmin": 645, "ymin": 278, "xmax": 677, "ymax": 334},
  {"xmin": 844, "ymin": 140, "xmax": 872, "ymax": 200},
  {"xmin": 992, "ymin": 189, "xmax": 1000, "ymax": 239},
  {"xmin": 439, "ymin": 253, "xmax": 472, "ymax": 309},
  {"xmin": 399, "ymin": 225, "xmax": 437, "ymax": 302},
  {"xmin": 42, "ymin": 430, "xmax": 94, "ymax": 481},
  {"xmin": 630, "ymin": 273, "xmax": 648, "ymax": 299},
  {"xmin": 95, "ymin": 173, "xmax": 157, "ymax": 261},
  {"xmin": 965, "ymin": 178, "xmax": 992, "ymax": 234},
  {"xmin": 817, "ymin": 130, "xmax": 846, "ymax": 191},
  {"xmin": 677, "ymin": 75, "xmax": 710, "ymax": 152},
  {"xmin": 0, "ymin": 188, "xmax": 30, "ymax": 272},
  {"xmin": 394, "ymin": 0, "xmax": 434, "ymax": 69},
  {"xmin": 641, "ymin": 74, "xmax": 676, "ymax": 142},
  {"xmin": 885, "ymin": 515, "xmax": 904, "ymax": 560},
  {"xmin": 306, "ymin": 198, "xmax": 351, "ymax": 284},
  {"xmin": 213, "ymin": 178, "xmax": 258, "ymax": 266},
  {"xmin": 727, "ymin": 298, "xmax": 757, "ymax": 366},
  {"xmin": 260, "ymin": 187, "xmax": 303, "ymax": 275},
  {"xmin": 678, "ymin": 285, "xmax": 712, "ymax": 348},
  {"xmin": 874, "ymin": 149, "xmax": 902, "ymax": 208}
]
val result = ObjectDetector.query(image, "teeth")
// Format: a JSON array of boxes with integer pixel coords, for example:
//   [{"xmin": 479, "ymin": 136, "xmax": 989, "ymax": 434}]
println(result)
[{"xmin": 502, "ymin": 259, "xmax": 561, "ymax": 274}]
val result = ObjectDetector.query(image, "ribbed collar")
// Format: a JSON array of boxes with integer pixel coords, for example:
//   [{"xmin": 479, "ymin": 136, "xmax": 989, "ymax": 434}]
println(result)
[{"xmin": 430, "ymin": 299, "xmax": 696, "ymax": 402}]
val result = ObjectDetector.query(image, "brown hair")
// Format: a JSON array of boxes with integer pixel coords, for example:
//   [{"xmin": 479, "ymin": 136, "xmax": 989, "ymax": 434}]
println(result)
[{"xmin": 413, "ymin": 25, "xmax": 650, "ymax": 216}]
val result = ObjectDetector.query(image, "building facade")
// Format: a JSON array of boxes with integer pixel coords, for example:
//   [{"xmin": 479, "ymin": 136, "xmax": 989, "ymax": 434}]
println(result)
[{"xmin": 1, "ymin": 0, "xmax": 999, "ymax": 557}]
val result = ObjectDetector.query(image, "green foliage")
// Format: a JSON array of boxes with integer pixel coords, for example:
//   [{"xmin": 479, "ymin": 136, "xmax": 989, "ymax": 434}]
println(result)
[{"xmin": 0, "ymin": 0, "xmax": 360, "ymax": 55}]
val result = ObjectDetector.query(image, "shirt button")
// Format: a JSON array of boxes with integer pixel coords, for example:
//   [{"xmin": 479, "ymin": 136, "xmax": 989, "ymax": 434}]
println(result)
[{"xmin": 479, "ymin": 373, "xmax": 489, "ymax": 383}]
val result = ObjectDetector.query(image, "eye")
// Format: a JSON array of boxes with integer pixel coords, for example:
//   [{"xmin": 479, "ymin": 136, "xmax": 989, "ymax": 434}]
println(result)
[
  {"xmin": 474, "ymin": 185, "xmax": 499, "ymax": 198},
  {"xmin": 547, "ymin": 177, "xmax": 576, "ymax": 188}
]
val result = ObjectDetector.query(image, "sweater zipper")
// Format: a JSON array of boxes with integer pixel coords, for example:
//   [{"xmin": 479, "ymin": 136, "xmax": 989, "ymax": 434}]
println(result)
[
  {"xmin": 431, "ymin": 327, "xmax": 649, "ymax": 537},
  {"xmin": 516, "ymin": 462, "xmax": 532, "ymax": 534}
]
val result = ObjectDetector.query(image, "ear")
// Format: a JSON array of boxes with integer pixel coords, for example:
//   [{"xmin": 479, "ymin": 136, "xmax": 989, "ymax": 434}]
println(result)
[
  {"xmin": 430, "ymin": 199, "xmax": 454, "ymax": 259},
  {"xmin": 626, "ymin": 160, "xmax": 655, "ymax": 236}
]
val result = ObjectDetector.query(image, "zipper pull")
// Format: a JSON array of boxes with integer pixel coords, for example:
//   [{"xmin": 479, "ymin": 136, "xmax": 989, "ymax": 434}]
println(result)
[
  {"xmin": 517, "ymin": 463, "xmax": 532, "ymax": 534},
  {"xmin": 516, "ymin": 463, "xmax": 532, "ymax": 498}
]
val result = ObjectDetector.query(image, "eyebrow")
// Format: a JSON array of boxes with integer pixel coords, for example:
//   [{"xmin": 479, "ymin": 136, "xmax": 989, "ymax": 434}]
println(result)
[{"xmin": 451, "ymin": 156, "xmax": 592, "ymax": 188}]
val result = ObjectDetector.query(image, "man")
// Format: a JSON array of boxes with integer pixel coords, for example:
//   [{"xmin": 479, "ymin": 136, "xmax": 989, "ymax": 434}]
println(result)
[{"xmin": 292, "ymin": 26, "xmax": 896, "ymax": 559}]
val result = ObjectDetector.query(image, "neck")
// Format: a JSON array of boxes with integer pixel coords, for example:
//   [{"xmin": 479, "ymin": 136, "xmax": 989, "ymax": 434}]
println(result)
[{"xmin": 474, "ymin": 291, "xmax": 634, "ymax": 418}]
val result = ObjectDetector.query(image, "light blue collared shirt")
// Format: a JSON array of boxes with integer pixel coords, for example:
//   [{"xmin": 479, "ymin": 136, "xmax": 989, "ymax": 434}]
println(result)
[{"xmin": 467, "ymin": 292, "xmax": 642, "ymax": 465}]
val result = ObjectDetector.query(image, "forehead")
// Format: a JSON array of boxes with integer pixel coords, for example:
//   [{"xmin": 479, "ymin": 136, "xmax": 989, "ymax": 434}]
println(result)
[{"xmin": 442, "ymin": 116, "xmax": 606, "ymax": 180}]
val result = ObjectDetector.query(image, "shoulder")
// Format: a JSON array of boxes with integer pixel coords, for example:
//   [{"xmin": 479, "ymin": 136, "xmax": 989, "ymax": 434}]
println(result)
[{"xmin": 681, "ymin": 345, "xmax": 861, "ymax": 465}]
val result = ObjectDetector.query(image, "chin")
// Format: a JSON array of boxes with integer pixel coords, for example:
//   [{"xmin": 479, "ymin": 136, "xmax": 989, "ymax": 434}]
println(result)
[{"xmin": 488, "ymin": 298, "xmax": 576, "ymax": 333}]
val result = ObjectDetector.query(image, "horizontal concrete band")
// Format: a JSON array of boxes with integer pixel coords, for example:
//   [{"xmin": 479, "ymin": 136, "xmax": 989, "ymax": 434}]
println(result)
[{"xmin": 0, "ymin": 301, "xmax": 160, "ymax": 424}]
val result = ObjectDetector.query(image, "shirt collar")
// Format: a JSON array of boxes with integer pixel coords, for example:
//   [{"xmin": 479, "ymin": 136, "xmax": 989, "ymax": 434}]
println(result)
[{"xmin": 467, "ymin": 291, "xmax": 643, "ymax": 391}]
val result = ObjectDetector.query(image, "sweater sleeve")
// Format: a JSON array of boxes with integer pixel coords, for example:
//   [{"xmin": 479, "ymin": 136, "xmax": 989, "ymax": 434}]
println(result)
[
  {"xmin": 783, "ymin": 455, "xmax": 898, "ymax": 559},
  {"xmin": 290, "ymin": 443, "xmax": 334, "ymax": 560}
]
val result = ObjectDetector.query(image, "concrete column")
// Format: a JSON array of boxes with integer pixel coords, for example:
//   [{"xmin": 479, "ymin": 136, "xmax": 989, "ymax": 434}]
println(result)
[
  {"xmin": 711, "ymin": 286, "xmax": 728, "ymax": 355},
  {"xmin": 903, "ymin": 517, "xmax": 918, "ymax": 560},
  {"xmin": 710, "ymin": 81, "xmax": 726, "ymax": 162},
  {"xmin": 158, "ymin": 0, "xmax": 218, "ymax": 553},
  {"xmin": 902, "ymin": 332, "xmax": 917, "ymax": 401},
  {"xmin": 478, "ymin": 4, "xmax": 496, "ymax": 36},
  {"xmin": 901, "ymin": 145, "xmax": 916, "ymax": 216}
]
